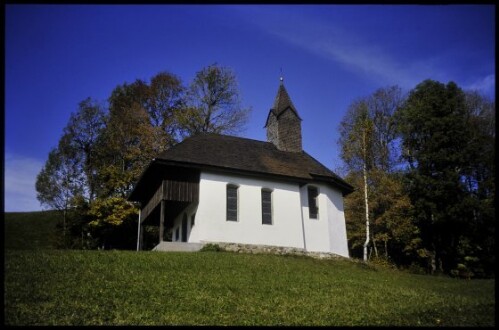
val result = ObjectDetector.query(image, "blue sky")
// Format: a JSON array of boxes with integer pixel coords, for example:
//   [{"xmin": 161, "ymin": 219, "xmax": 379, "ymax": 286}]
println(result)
[{"xmin": 5, "ymin": 4, "xmax": 495, "ymax": 212}]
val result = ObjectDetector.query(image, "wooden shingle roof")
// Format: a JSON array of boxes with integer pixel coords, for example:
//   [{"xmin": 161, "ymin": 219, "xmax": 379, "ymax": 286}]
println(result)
[
  {"xmin": 149, "ymin": 133, "xmax": 353, "ymax": 194},
  {"xmin": 264, "ymin": 82, "xmax": 302, "ymax": 127}
]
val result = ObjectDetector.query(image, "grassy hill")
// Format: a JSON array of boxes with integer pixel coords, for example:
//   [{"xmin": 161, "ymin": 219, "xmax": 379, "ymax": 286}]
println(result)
[
  {"xmin": 4, "ymin": 210, "xmax": 61, "ymax": 249},
  {"xmin": 4, "ymin": 211, "xmax": 495, "ymax": 326}
]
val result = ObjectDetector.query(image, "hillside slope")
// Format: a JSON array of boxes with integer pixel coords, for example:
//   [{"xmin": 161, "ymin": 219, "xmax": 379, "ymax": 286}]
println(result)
[
  {"xmin": 4, "ymin": 249, "xmax": 495, "ymax": 326},
  {"xmin": 4, "ymin": 210, "xmax": 60, "ymax": 249},
  {"xmin": 4, "ymin": 211, "xmax": 495, "ymax": 326}
]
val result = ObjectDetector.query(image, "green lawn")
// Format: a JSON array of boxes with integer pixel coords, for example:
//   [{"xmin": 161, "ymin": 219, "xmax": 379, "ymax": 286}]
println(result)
[
  {"xmin": 3, "ymin": 211, "xmax": 495, "ymax": 326},
  {"xmin": 4, "ymin": 249, "xmax": 495, "ymax": 326}
]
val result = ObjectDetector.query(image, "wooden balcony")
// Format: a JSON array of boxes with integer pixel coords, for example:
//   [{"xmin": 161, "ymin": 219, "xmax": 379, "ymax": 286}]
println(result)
[{"xmin": 140, "ymin": 179, "xmax": 199, "ymax": 224}]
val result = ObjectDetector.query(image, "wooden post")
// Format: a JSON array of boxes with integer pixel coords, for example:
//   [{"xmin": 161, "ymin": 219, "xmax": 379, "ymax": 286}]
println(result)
[
  {"xmin": 136, "ymin": 209, "xmax": 142, "ymax": 251},
  {"xmin": 159, "ymin": 200, "xmax": 165, "ymax": 244},
  {"xmin": 139, "ymin": 221, "xmax": 144, "ymax": 251}
]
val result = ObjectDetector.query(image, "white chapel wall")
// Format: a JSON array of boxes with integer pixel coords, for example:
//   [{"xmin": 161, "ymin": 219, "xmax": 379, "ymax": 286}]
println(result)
[
  {"xmin": 167, "ymin": 170, "xmax": 350, "ymax": 258},
  {"xmin": 195, "ymin": 171, "xmax": 306, "ymax": 249},
  {"xmin": 300, "ymin": 184, "xmax": 331, "ymax": 253},
  {"xmin": 324, "ymin": 185, "xmax": 350, "ymax": 257},
  {"xmin": 168, "ymin": 202, "xmax": 198, "ymax": 243}
]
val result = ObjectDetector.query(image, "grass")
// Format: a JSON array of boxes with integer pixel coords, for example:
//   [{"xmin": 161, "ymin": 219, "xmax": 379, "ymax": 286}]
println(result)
[
  {"xmin": 3, "ymin": 211, "xmax": 496, "ymax": 326},
  {"xmin": 4, "ymin": 210, "xmax": 61, "ymax": 249},
  {"xmin": 4, "ymin": 249, "xmax": 495, "ymax": 326}
]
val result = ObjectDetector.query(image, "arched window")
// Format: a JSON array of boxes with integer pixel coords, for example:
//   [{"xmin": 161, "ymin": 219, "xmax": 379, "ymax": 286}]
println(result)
[
  {"xmin": 226, "ymin": 184, "xmax": 239, "ymax": 221},
  {"xmin": 308, "ymin": 186, "xmax": 319, "ymax": 219},
  {"xmin": 261, "ymin": 188, "xmax": 273, "ymax": 225}
]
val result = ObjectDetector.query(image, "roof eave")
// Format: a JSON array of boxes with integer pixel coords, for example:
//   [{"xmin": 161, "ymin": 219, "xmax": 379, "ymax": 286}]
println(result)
[
  {"xmin": 310, "ymin": 173, "xmax": 355, "ymax": 196},
  {"xmin": 154, "ymin": 158, "xmax": 311, "ymax": 184},
  {"xmin": 153, "ymin": 158, "xmax": 354, "ymax": 194}
]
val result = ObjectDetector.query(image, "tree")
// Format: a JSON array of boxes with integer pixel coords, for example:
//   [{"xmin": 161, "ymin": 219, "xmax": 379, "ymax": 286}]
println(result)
[
  {"xmin": 87, "ymin": 197, "xmax": 139, "ymax": 249},
  {"xmin": 62, "ymin": 97, "xmax": 106, "ymax": 202},
  {"xmin": 343, "ymin": 171, "xmax": 368, "ymax": 259},
  {"xmin": 396, "ymin": 80, "xmax": 475, "ymax": 274},
  {"xmin": 343, "ymin": 170, "xmax": 421, "ymax": 266},
  {"xmin": 177, "ymin": 63, "xmax": 250, "ymax": 137},
  {"xmin": 35, "ymin": 65, "xmax": 253, "ymax": 251},
  {"xmin": 339, "ymin": 86, "xmax": 404, "ymax": 262},
  {"xmin": 36, "ymin": 98, "xmax": 106, "ymax": 248},
  {"xmin": 459, "ymin": 91, "xmax": 495, "ymax": 276},
  {"xmin": 340, "ymin": 100, "xmax": 373, "ymax": 262},
  {"xmin": 95, "ymin": 81, "xmax": 162, "ymax": 198},
  {"xmin": 367, "ymin": 86, "xmax": 404, "ymax": 171},
  {"xmin": 462, "ymin": 90, "xmax": 495, "ymax": 203},
  {"xmin": 145, "ymin": 71, "xmax": 185, "ymax": 147},
  {"xmin": 35, "ymin": 135, "xmax": 86, "ymax": 246},
  {"xmin": 368, "ymin": 170, "xmax": 421, "ymax": 266}
]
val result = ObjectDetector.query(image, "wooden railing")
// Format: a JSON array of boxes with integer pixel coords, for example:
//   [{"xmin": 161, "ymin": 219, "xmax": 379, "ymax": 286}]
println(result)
[
  {"xmin": 163, "ymin": 179, "xmax": 199, "ymax": 203},
  {"xmin": 140, "ymin": 183, "xmax": 164, "ymax": 223},
  {"xmin": 140, "ymin": 179, "xmax": 199, "ymax": 224}
]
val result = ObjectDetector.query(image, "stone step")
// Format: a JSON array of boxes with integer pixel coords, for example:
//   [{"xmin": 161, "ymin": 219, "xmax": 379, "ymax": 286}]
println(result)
[{"xmin": 152, "ymin": 241, "xmax": 205, "ymax": 252}]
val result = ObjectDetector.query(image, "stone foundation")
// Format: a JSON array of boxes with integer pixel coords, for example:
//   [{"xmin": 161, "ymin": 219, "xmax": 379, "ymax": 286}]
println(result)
[{"xmin": 202, "ymin": 241, "xmax": 347, "ymax": 260}]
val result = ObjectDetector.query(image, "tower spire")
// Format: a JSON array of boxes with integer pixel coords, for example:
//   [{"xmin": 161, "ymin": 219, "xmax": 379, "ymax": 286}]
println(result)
[{"xmin": 265, "ymin": 79, "xmax": 303, "ymax": 153}]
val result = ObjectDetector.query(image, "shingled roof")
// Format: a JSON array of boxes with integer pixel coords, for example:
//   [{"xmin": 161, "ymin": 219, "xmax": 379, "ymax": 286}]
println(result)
[
  {"xmin": 148, "ymin": 133, "xmax": 353, "ymax": 194},
  {"xmin": 264, "ymin": 82, "xmax": 302, "ymax": 127}
]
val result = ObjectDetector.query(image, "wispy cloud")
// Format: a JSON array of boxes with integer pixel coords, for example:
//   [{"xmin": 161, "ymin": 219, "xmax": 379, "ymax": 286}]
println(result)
[
  {"xmin": 5, "ymin": 153, "xmax": 44, "ymax": 212},
  {"xmin": 465, "ymin": 74, "xmax": 495, "ymax": 97},
  {"xmin": 244, "ymin": 8, "xmax": 452, "ymax": 90}
]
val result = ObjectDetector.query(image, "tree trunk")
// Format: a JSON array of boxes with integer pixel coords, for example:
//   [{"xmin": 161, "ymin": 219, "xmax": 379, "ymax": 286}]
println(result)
[
  {"xmin": 430, "ymin": 253, "xmax": 436, "ymax": 275},
  {"xmin": 429, "ymin": 241, "xmax": 438, "ymax": 275},
  {"xmin": 372, "ymin": 235, "xmax": 379, "ymax": 258},
  {"xmin": 63, "ymin": 208, "xmax": 67, "ymax": 248},
  {"xmin": 362, "ymin": 130, "xmax": 370, "ymax": 262},
  {"xmin": 384, "ymin": 238, "xmax": 388, "ymax": 258}
]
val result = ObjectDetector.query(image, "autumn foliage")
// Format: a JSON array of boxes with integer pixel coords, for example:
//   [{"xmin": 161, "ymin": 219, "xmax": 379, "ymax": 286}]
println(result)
[
  {"xmin": 339, "ymin": 81, "xmax": 495, "ymax": 277},
  {"xmin": 36, "ymin": 64, "xmax": 250, "ymax": 250}
]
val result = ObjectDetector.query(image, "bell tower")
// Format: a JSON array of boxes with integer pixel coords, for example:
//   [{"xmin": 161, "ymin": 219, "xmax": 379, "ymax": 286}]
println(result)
[{"xmin": 264, "ymin": 78, "xmax": 302, "ymax": 152}]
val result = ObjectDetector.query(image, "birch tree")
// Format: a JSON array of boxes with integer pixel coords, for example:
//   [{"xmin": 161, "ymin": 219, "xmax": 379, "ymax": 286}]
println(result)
[
  {"xmin": 339, "ymin": 86, "xmax": 405, "ymax": 262},
  {"xmin": 340, "ymin": 100, "xmax": 373, "ymax": 261}
]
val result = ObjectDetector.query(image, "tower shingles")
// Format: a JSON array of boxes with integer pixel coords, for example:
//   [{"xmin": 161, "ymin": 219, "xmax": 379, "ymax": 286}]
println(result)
[{"xmin": 265, "ymin": 81, "xmax": 302, "ymax": 152}]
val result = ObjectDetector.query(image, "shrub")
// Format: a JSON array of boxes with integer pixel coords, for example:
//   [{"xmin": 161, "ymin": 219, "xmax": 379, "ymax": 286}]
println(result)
[
  {"xmin": 405, "ymin": 262, "xmax": 427, "ymax": 275},
  {"xmin": 200, "ymin": 243, "xmax": 224, "ymax": 252},
  {"xmin": 369, "ymin": 256, "xmax": 398, "ymax": 270}
]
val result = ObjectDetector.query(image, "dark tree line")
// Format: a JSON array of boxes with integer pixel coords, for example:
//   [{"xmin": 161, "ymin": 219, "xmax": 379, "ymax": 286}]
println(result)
[
  {"xmin": 36, "ymin": 64, "xmax": 250, "ymax": 249},
  {"xmin": 340, "ymin": 80, "xmax": 495, "ymax": 278}
]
